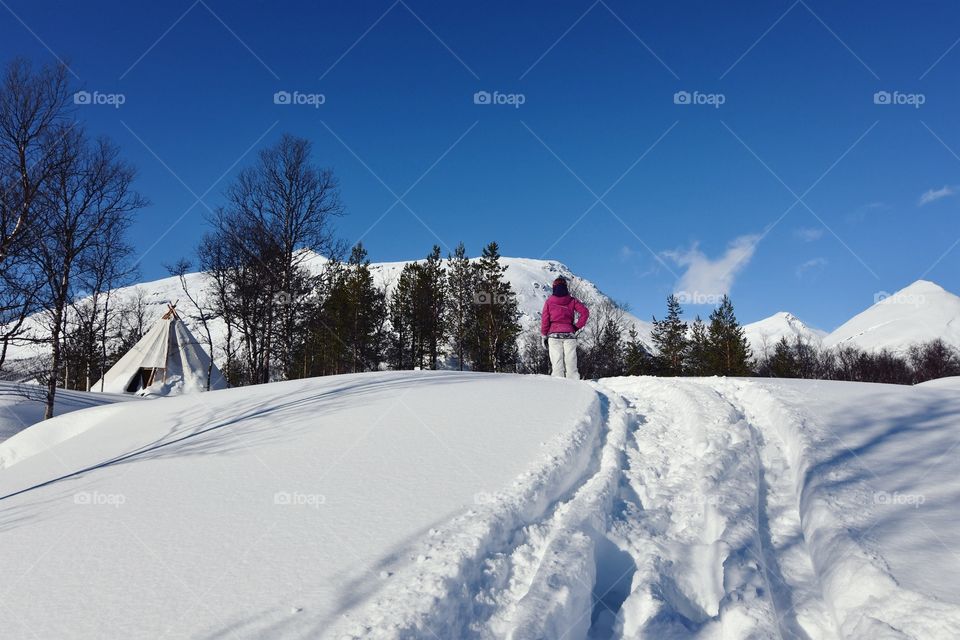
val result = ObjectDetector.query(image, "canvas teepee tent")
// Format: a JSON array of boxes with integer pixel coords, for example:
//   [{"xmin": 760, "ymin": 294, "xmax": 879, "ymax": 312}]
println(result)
[{"xmin": 92, "ymin": 305, "xmax": 227, "ymax": 395}]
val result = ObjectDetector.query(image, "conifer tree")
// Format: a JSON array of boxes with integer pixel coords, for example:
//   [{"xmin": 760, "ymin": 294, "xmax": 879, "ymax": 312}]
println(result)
[
  {"xmin": 416, "ymin": 245, "xmax": 446, "ymax": 369},
  {"xmin": 445, "ymin": 242, "xmax": 474, "ymax": 370},
  {"xmin": 623, "ymin": 327, "xmax": 650, "ymax": 376},
  {"xmin": 768, "ymin": 337, "xmax": 798, "ymax": 378},
  {"xmin": 592, "ymin": 319, "xmax": 625, "ymax": 378},
  {"xmin": 706, "ymin": 295, "xmax": 752, "ymax": 376},
  {"xmin": 389, "ymin": 262, "xmax": 419, "ymax": 369},
  {"xmin": 685, "ymin": 315, "xmax": 709, "ymax": 376},
  {"xmin": 651, "ymin": 294, "xmax": 688, "ymax": 376},
  {"xmin": 469, "ymin": 242, "xmax": 520, "ymax": 372}
]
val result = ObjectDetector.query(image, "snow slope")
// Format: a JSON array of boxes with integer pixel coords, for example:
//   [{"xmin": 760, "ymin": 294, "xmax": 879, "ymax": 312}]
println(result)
[
  {"xmin": 744, "ymin": 311, "xmax": 826, "ymax": 357},
  {"xmin": 824, "ymin": 280, "xmax": 960, "ymax": 353},
  {"xmin": 2, "ymin": 372, "xmax": 959, "ymax": 638},
  {"xmin": 0, "ymin": 382, "xmax": 130, "ymax": 450},
  {"xmin": 4, "ymin": 254, "xmax": 653, "ymax": 367}
]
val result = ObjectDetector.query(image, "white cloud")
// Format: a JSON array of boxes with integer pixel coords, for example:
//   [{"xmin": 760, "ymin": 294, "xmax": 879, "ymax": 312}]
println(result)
[
  {"xmin": 794, "ymin": 227, "xmax": 824, "ymax": 242},
  {"xmin": 795, "ymin": 257, "xmax": 827, "ymax": 279},
  {"xmin": 919, "ymin": 185, "xmax": 956, "ymax": 206},
  {"xmin": 663, "ymin": 234, "xmax": 760, "ymax": 302}
]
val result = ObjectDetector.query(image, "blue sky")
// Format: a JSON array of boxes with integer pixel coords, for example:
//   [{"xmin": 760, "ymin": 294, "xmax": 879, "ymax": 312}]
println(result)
[{"xmin": 3, "ymin": 0, "xmax": 960, "ymax": 330}]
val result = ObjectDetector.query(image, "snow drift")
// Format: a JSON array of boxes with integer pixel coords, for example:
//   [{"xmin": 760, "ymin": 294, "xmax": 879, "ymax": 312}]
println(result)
[{"xmin": 1, "ymin": 372, "xmax": 959, "ymax": 638}]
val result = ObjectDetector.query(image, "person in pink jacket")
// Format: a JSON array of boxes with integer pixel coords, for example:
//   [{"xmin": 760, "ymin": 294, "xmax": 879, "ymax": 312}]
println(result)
[{"xmin": 540, "ymin": 276, "xmax": 590, "ymax": 379}]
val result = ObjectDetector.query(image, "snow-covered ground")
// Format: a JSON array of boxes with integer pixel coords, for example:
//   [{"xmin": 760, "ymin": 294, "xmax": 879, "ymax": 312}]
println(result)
[
  {"xmin": 0, "ymin": 382, "xmax": 130, "ymax": 451},
  {"xmin": 1, "ymin": 372, "xmax": 959, "ymax": 639}
]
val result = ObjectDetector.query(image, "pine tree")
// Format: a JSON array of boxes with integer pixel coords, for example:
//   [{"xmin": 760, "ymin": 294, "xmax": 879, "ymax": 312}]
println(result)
[
  {"xmin": 389, "ymin": 262, "xmax": 419, "ymax": 369},
  {"xmin": 469, "ymin": 242, "xmax": 521, "ymax": 372},
  {"xmin": 706, "ymin": 295, "xmax": 752, "ymax": 376},
  {"xmin": 623, "ymin": 327, "xmax": 650, "ymax": 376},
  {"xmin": 343, "ymin": 243, "xmax": 386, "ymax": 372},
  {"xmin": 592, "ymin": 319, "xmax": 625, "ymax": 378},
  {"xmin": 651, "ymin": 295, "xmax": 688, "ymax": 376},
  {"xmin": 685, "ymin": 315, "xmax": 709, "ymax": 376},
  {"xmin": 768, "ymin": 337, "xmax": 798, "ymax": 378},
  {"xmin": 416, "ymin": 245, "xmax": 446, "ymax": 369},
  {"xmin": 445, "ymin": 242, "xmax": 475, "ymax": 371}
]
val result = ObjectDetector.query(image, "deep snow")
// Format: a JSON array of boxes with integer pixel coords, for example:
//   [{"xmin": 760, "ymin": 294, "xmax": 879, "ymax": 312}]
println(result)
[{"xmin": 1, "ymin": 372, "xmax": 959, "ymax": 639}]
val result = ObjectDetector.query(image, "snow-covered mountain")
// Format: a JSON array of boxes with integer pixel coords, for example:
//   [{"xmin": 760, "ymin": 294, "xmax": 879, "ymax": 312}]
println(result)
[
  {"xmin": 744, "ymin": 312, "xmax": 826, "ymax": 357},
  {"xmin": 823, "ymin": 280, "xmax": 960, "ymax": 353},
  {"xmin": 4, "ymin": 254, "xmax": 652, "ymax": 364}
]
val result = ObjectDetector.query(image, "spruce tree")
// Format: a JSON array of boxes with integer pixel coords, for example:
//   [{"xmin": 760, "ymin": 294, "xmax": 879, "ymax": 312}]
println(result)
[
  {"xmin": 416, "ymin": 245, "xmax": 446, "ymax": 369},
  {"xmin": 623, "ymin": 327, "xmax": 650, "ymax": 376},
  {"xmin": 445, "ymin": 242, "xmax": 474, "ymax": 371},
  {"xmin": 706, "ymin": 295, "xmax": 752, "ymax": 376},
  {"xmin": 343, "ymin": 243, "xmax": 385, "ymax": 372},
  {"xmin": 389, "ymin": 262, "xmax": 418, "ymax": 369},
  {"xmin": 685, "ymin": 316, "xmax": 709, "ymax": 376},
  {"xmin": 592, "ymin": 319, "xmax": 625, "ymax": 378},
  {"xmin": 769, "ymin": 337, "xmax": 798, "ymax": 378},
  {"xmin": 469, "ymin": 242, "xmax": 521, "ymax": 372},
  {"xmin": 651, "ymin": 295, "xmax": 688, "ymax": 376}
]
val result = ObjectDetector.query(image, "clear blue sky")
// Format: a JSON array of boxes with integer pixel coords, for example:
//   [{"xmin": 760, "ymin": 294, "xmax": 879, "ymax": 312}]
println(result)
[{"xmin": 4, "ymin": 0, "xmax": 960, "ymax": 330}]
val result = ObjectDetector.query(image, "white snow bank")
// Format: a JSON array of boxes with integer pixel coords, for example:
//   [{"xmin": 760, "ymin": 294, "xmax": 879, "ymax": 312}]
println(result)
[
  {"xmin": 2, "ymin": 373, "xmax": 959, "ymax": 639},
  {"xmin": 0, "ymin": 371, "xmax": 598, "ymax": 639},
  {"xmin": 0, "ymin": 381, "xmax": 130, "ymax": 451}
]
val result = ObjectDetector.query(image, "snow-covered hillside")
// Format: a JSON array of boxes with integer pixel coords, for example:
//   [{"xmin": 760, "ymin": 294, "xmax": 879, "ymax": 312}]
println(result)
[
  {"xmin": 744, "ymin": 311, "xmax": 826, "ymax": 357},
  {"xmin": 2, "ymin": 372, "xmax": 959, "ymax": 638},
  {"xmin": 4, "ymin": 254, "xmax": 652, "ymax": 366},
  {"xmin": 0, "ymin": 382, "xmax": 131, "ymax": 451},
  {"xmin": 824, "ymin": 280, "xmax": 960, "ymax": 353}
]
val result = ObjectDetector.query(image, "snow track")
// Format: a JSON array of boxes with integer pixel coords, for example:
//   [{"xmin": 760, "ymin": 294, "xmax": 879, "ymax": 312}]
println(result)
[{"xmin": 331, "ymin": 377, "xmax": 960, "ymax": 639}]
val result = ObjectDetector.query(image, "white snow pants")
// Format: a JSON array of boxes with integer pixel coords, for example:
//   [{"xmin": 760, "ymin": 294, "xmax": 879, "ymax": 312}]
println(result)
[{"xmin": 548, "ymin": 337, "xmax": 579, "ymax": 380}]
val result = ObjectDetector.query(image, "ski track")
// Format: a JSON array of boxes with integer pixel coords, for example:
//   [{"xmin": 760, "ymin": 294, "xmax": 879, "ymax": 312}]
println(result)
[{"xmin": 329, "ymin": 378, "xmax": 960, "ymax": 640}]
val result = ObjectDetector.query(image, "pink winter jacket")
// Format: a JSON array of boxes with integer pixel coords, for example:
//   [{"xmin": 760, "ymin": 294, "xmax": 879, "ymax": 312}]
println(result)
[{"xmin": 540, "ymin": 295, "xmax": 589, "ymax": 335}]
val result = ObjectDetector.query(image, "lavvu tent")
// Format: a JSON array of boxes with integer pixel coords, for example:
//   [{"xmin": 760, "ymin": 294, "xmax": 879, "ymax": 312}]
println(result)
[{"xmin": 92, "ymin": 305, "xmax": 227, "ymax": 395}]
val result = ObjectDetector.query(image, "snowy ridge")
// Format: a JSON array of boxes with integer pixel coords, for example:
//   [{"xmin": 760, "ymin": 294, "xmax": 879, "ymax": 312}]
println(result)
[
  {"xmin": 4, "ymin": 253, "xmax": 652, "ymax": 365},
  {"xmin": 824, "ymin": 280, "xmax": 960, "ymax": 353},
  {"xmin": 744, "ymin": 311, "xmax": 826, "ymax": 357}
]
